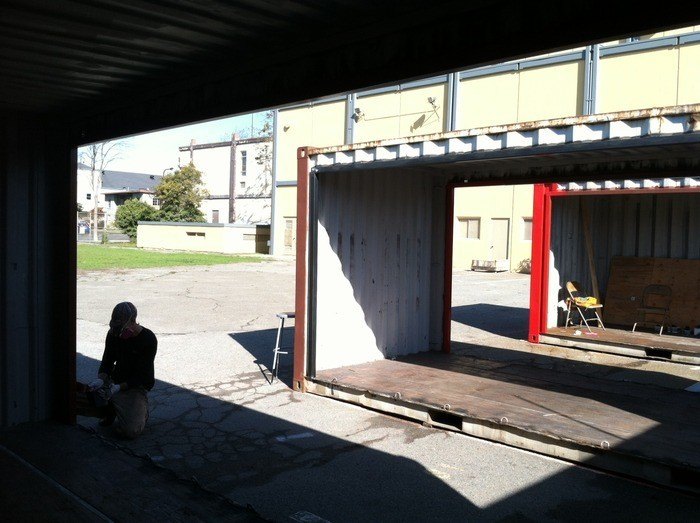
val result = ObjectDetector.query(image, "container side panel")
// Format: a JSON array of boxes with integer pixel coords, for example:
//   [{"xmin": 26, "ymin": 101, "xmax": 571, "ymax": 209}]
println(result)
[
  {"xmin": 315, "ymin": 171, "xmax": 436, "ymax": 370},
  {"xmin": 1, "ymin": 111, "xmax": 74, "ymax": 426},
  {"xmin": 429, "ymin": 180, "xmax": 447, "ymax": 349}
]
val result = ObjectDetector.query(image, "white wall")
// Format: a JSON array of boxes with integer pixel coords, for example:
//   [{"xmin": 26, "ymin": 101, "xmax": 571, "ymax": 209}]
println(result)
[
  {"xmin": 189, "ymin": 140, "xmax": 272, "ymax": 224},
  {"xmin": 77, "ymin": 166, "xmax": 96, "ymax": 211}
]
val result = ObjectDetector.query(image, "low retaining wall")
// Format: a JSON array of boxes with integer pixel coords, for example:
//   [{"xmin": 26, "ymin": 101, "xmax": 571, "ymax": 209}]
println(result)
[{"xmin": 137, "ymin": 222, "xmax": 270, "ymax": 254}]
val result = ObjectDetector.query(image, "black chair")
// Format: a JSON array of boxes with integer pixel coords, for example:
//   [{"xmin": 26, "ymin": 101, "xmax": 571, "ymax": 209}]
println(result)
[{"xmin": 632, "ymin": 285, "xmax": 672, "ymax": 335}]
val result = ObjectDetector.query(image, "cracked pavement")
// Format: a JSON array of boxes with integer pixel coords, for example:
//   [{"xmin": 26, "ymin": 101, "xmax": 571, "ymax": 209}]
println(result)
[{"xmin": 76, "ymin": 261, "xmax": 699, "ymax": 522}]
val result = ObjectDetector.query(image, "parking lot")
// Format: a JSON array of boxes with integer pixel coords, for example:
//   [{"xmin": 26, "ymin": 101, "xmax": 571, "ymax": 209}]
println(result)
[{"xmin": 76, "ymin": 261, "xmax": 698, "ymax": 522}]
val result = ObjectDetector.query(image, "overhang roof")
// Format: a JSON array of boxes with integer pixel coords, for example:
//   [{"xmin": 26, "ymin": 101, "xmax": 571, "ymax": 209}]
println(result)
[
  {"xmin": 307, "ymin": 105, "xmax": 700, "ymax": 185},
  {"xmin": 2, "ymin": 1, "xmax": 698, "ymax": 145},
  {"xmin": 101, "ymin": 170, "xmax": 161, "ymax": 191}
]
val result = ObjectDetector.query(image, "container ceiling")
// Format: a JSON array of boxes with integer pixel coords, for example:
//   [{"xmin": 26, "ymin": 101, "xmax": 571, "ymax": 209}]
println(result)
[{"xmin": 1, "ymin": 1, "xmax": 697, "ymax": 143}]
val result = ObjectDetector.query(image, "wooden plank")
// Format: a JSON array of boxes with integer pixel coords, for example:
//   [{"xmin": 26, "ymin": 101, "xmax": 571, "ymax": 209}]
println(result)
[
  {"xmin": 603, "ymin": 256, "xmax": 653, "ymax": 326},
  {"xmin": 652, "ymin": 258, "xmax": 700, "ymax": 330}
]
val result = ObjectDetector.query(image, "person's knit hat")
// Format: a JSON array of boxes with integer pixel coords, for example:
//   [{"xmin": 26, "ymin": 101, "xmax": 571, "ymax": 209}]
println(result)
[{"xmin": 109, "ymin": 301, "xmax": 137, "ymax": 335}]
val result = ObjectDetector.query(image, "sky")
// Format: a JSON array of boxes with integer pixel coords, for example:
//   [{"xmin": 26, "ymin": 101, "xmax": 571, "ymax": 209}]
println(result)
[{"xmin": 81, "ymin": 111, "xmax": 270, "ymax": 175}]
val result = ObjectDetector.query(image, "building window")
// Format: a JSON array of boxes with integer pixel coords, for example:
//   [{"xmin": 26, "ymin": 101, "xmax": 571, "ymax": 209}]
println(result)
[
  {"xmin": 152, "ymin": 197, "xmax": 160, "ymax": 206},
  {"xmin": 458, "ymin": 217, "xmax": 480, "ymax": 239},
  {"xmin": 241, "ymin": 150, "xmax": 247, "ymax": 176},
  {"xmin": 523, "ymin": 218, "xmax": 533, "ymax": 241},
  {"xmin": 86, "ymin": 193, "xmax": 91, "ymax": 200},
  {"xmin": 239, "ymin": 181, "xmax": 246, "ymax": 189},
  {"xmin": 212, "ymin": 210, "xmax": 219, "ymax": 223}
]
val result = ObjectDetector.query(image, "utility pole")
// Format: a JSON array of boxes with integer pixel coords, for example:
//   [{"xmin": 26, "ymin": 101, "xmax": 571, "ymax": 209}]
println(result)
[
  {"xmin": 229, "ymin": 133, "xmax": 239, "ymax": 223},
  {"xmin": 91, "ymin": 167, "xmax": 101, "ymax": 242}
]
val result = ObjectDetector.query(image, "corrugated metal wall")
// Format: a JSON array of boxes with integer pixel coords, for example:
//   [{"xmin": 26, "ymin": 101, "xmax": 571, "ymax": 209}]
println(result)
[
  {"xmin": 315, "ymin": 170, "xmax": 445, "ymax": 371},
  {"xmin": 548, "ymin": 192, "xmax": 700, "ymax": 325},
  {"xmin": 0, "ymin": 110, "xmax": 75, "ymax": 426}
]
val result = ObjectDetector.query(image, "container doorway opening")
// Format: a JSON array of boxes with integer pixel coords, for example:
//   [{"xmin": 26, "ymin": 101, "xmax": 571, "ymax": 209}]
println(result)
[{"xmin": 449, "ymin": 186, "xmax": 532, "ymax": 357}]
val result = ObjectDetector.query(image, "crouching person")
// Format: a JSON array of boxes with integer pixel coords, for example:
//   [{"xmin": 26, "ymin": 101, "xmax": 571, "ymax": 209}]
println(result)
[{"xmin": 86, "ymin": 302, "xmax": 157, "ymax": 439}]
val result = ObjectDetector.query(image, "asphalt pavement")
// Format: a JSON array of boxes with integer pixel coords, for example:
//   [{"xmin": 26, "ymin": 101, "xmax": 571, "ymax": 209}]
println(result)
[{"xmin": 74, "ymin": 260, "xmax": 699, "ymax": 522}]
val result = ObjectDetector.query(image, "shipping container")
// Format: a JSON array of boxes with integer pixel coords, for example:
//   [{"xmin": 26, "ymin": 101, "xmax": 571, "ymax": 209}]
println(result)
[{"xmin": 293, "ymin": 104, "xmax": 700, "ymax": 491}]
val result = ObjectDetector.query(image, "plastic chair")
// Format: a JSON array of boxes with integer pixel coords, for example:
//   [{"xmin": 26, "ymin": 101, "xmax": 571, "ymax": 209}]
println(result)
[
  {"xmin": 632, "ymin": 285, "xmax": 672, "ymax": 335},
  {"xmin": 565, "ymin": 281, "xmax": 605, "ymax": 333},
  {"xmin": 271, "ymin": 312, "xmax": 295, "ymax": 383}
]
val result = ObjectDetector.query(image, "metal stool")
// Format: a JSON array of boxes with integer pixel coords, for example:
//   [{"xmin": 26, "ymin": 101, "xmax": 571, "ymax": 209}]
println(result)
[{"xmin": 271, "ymin": 312, "xmax": 295, "ymax": 383}]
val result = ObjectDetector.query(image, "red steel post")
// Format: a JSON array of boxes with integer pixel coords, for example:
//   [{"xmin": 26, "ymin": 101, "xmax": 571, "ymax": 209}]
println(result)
[
  {"xmin": 528, "ymin": 184, "xmax": 547, "ymax": 343},
  {"xmin": 442, "ymin": 183, "xmax": 455, "ymax": 353},
  {"xmin": 540, "ymin": 185, "xmax": 553, "ymax": 335},
  {"xmin": 293, "ymin": 148, "xmax": 310, "ymax": 392}
]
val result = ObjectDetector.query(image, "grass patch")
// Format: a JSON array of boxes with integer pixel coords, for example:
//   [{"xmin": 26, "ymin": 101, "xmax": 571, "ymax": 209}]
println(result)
[{"xmin": 78, "ymin": 243, "xmax": 264, "ymax": 270}]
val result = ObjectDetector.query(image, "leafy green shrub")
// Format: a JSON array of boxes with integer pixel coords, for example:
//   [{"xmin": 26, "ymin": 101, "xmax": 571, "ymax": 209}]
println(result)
[
  {"xmin": 115, "ymin": 199, "xmax": 158, "ymax": 240},
  {"xmin": 155, "ymin": 164, "xmax": 208, "ymax": 223}
]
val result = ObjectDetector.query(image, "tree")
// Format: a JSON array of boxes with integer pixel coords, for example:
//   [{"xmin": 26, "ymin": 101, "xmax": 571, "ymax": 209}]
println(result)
[
  {"xmin": 79, "ymin": 140, "xmax": 126, "ymax": 241},
  {"xmin": 155, "ymin": 163, "xmax": 209, "ymax": 222},
  {"xmin": 236, "ymin": 111, "xmax": 273, "ymax": 222},
  {"xmin": 115, "ymin": 199, "xmax": 158, "ymax": 240}
]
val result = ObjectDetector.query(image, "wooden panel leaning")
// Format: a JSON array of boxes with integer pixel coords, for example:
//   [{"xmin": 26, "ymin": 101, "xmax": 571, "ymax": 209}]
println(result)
[{"xmin": 604, "ymin": 256, "xmax": 700, "ymax": 331}]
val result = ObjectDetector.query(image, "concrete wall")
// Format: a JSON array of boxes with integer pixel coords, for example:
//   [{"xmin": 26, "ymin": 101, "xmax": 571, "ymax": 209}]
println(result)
[
  {"xmin": 76, "ymin": 166, "xmax": 94, "ymax": 211},
  {"xmin": 457, "ymin": 60, "xmax": 583, "ymax": 129},
  {"xmin": 598, "ymin": 42, "xmax": 700, "ymax": 113},
  {"xmin": 189, "ymin": 140, "xmax": 272, "ymax": 224},
  {"xmin": 137, "ymin": 222, "xmax": 269, "ymax": 254},
  {"xmin": 1, "ymin": 111, "xmax": 74, "ymax": 426},
  {"xmin": 190, "ymin": 146, "xmax": 231, "ymax": 196},
  {"xmin": 201, "ymin": 196, "xmax": 270, "ymax": 225},
  {"xmin": 452, "ymin": 185, "xmax": 533, "ymax": 272},
  {"xmin": 354, "ymin": 83, "xmax": 447, "ymax": 142},
  {"xmin": 273, "ymin": 100, "xmax": 346, "ymax": 255},
  {"xmin": 315, "ymin": 171, "xmax": 446, "ymax": 371}
]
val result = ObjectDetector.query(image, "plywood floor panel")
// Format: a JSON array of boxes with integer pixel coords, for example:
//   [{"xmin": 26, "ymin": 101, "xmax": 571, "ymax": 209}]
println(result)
[
  {"xmin": 546, "ymin": 326, "xmax": 700, "ymax": 355},
  {"xmin": 315, "ymin": 352, "xmax": 700, "ymax": 470}
]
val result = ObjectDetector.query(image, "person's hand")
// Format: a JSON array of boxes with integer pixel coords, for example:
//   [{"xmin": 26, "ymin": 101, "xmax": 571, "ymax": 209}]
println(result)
[
  {"xmin": 88, "ymin": 378, "xmax": 104, "ymax": 391},
  {"xmin": 96, "ymin": 383, "xmax": 120, "ymax": 400}
]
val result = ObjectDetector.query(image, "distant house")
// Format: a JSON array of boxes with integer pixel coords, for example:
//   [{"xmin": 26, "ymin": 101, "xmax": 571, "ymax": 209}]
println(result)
[
  {"xmin": 178, "ymin": 135, "xmax": 272, "ymax": 225},
  {"xmin": 77, "ymin": 163, "xmax": 162, "ymax": 225}
]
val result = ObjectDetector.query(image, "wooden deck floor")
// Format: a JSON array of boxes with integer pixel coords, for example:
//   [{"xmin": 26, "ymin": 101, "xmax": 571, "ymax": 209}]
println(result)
[
  {"xmin": 544, "ymin": 326, "xmax": 700, "ymax": 361},
  {"xmin": 313, "ymin": 351, "xmax": 700, "ymax": 482}
]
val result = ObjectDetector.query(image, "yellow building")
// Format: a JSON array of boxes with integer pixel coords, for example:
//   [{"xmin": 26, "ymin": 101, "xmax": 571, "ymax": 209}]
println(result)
[{"xmin": 271, "ymin": 26, "xmax": 700, "ymax": 271}]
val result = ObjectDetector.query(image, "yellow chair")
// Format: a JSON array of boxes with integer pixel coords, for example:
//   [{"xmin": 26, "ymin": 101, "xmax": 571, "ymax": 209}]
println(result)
[{"xmin": 565, "ymin": 281, "xmax": 605, "ymax": 333}]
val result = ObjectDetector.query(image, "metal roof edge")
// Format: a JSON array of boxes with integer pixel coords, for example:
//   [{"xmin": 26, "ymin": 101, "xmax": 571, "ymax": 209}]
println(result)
[
  {"xmin": 306, "ymin": 104, "xmax": 700, "ymax": 157},
  {"xmin": 311, "ymin": 132, "xmax": 700, "ymax": 175},
  {"xmin": 178, "ymin": 135, "xmax": 272, "ymax": 151}
]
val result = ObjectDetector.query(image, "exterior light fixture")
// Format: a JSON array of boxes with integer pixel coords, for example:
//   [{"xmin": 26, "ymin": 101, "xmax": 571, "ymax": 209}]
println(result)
[{"xmin": 352, "ymin": 108, "xmax": 364, "ymax": 123}]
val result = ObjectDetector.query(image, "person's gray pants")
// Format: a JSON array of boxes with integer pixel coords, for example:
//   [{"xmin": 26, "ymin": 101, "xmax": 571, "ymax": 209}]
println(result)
[{"xmin": 111, "ymin": 387, "xmax": 149, "ymax": 439}]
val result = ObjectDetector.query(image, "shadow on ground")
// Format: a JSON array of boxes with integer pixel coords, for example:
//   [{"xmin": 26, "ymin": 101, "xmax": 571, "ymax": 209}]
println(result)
[
  {"xmin": 77, "ymin": 353, "xmax": 480, "ymax": 522},
  {"xmin": 451, "ymin": 304, "xmax": 529, "ymax": 339},
  {"xmin": 229, "ymin": 328, "xmax": 295, "ymax": 387},
  {"xmin": 72, "ymin": 344, "xmax": 700, "ymax": 522}
]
